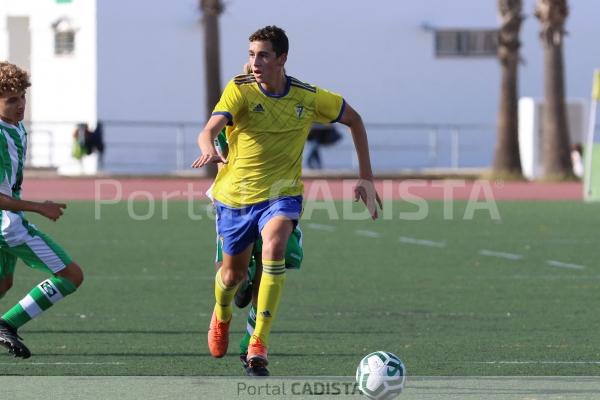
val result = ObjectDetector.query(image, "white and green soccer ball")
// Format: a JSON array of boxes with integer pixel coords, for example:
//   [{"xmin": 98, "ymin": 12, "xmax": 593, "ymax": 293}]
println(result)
[{"xmin": 355, "ymin": 351, "xmax": 406, "ymax": 400}]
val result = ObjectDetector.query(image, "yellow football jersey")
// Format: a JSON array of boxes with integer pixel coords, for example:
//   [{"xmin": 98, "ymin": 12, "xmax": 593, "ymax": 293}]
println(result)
[{"xmin": 210, "ymin": 74, "xmax": 345, "ymax": 207}]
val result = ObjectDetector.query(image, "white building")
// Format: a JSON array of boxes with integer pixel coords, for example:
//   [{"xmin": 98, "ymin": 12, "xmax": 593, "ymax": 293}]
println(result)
[{"xmin": 0, "ymin": 0, "xmax": 599, "ymax": 174}]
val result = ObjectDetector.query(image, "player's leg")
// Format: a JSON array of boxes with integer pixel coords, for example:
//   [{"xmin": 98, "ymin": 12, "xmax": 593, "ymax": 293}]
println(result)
[
  {"xmin": 245, "ymin": 216, "xmax": 292, "ymax": 375},
  {"xmin": 214, "ymin": 235, "xmax": 223, "ymax": 272},
  {"xmin": 240, "ymin": 226, "xmax": 302, "ymax": 360},
  {"xmin": 0, "ymin": 230, "xmax": 83, "ymax": 359},
  {"xmin": 0, "ymin": 250, "xmax": 15, "ymax": 299},
  {"xmin": 209, "ymin": 201, "xmax": 258, "ymax": 358},
  {"xmin": 216, "ymin": 232, "xmax": 256, "ymax": 309},
  {"xmin": 239, "ymin": 303, "xmax": 256, "ymax": 361},
  {"xmin": 214, "ymin": 247, "xmax": 253, "ymax": 321},
  {"xmin": 212, "ymin": 206, "xmax": 256, "ymax": 324},
  {"xmin": 246, "ymin": 196, "xmax": 301, "ymax": 370},
  {"xmin": 239, "ymin": 248, "xmax": 261, "ymax": 360},
  {"xmin": 0, "ymin": 275, "xmax": 13, "ymax": 298},
  {"xmin": 209, "ymin": 245, "xmax": 253, "ymax": 358},
  {"xmin": 215, "ymin": 231, "xmax": 258, "ymax": 365},
  {"xmin": 242, "ymin": 225, "xmax": 304, "ymax": 376},
  {"xmin": 234, "ymin": 254, "xmax": 256, "ymax": 309},
  {"xmin": 55, "ymin": 262, "xmax": 84, "ymax": 287},
  {"xmin": 285, "ymin": 226, "xmax": 303, "ymax": 270},
  {"xmin": 0, "ymin": 251, "xmax": 26, "ymax": 358}
]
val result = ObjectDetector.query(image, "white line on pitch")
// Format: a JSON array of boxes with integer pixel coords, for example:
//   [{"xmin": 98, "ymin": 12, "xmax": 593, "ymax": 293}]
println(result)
[
  {"xmin": 475, "ymin": 361, "xmax": 600, "ymax": 365},
  {"xmin": 306, "ymin": 223, "xmax": 336, "ymax": 231},
  {"xmin": 546, "ymin": 260, "xmax": 585, "ymax": 270},
  {"xmin": 355, "ymin": 230, "xmax": 382, "ymax": 238},
  {"xmin": 399, "ymin": 236, "xmax": 446, "ymax": 248},
  {"xmin": 479, "ymin": 249, "xmax": 523, "ymax": 260},
  {"xmin": 0, "ymin": 362, "xmax": 126, "ymax": 366}
]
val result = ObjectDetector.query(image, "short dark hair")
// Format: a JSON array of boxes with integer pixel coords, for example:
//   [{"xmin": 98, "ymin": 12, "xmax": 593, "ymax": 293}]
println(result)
[{"xmin": 249, "ymin": 25, "xmax": 289, "ymax": 57}]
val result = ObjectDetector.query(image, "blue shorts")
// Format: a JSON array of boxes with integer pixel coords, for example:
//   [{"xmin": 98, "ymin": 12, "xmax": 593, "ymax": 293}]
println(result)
[{"xmin": 215, "ymin": 196, "xmax": 302, "ymax": 256}]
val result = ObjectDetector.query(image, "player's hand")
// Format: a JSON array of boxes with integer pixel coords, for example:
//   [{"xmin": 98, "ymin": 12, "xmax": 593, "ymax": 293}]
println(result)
[
  {"xmin": 191, "ymin": 153, "xmax": 227, "ymax": 168},
  {"xmin": 354, "ymin": 179, "xmax": 383, "ymax": 220},
  {"xmin": 191, "ymin": 141, "xmax": 227, "ymax": 168},
  {"xmin": 37, "ymin": 201, "xmax": 67, "ymax": 221}
]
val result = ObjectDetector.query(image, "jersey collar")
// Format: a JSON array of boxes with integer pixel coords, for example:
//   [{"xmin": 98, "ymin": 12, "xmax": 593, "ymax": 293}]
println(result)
[
  {"xmin": 257, "ymin": 75, "xmax": 291, "ymax": 98},
  {"xmin": 0, "ymin": 119, "xmax": 21, "ymax": 130}
]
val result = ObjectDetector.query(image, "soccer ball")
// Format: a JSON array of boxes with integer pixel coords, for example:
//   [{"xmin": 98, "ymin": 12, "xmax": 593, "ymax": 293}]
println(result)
[{"xmin": 355, "ymin": 351, "xmax": 406, "ymax": 400}]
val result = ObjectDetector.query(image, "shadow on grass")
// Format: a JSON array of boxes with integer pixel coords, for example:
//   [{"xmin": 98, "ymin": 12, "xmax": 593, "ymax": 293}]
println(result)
[
  {"xmin": 24, "ymin": 329, "xmax": 397, "ymax": 335},
  {"xmin": 22, "ymin": 352, "xmax": 359, "ymax": 357}
]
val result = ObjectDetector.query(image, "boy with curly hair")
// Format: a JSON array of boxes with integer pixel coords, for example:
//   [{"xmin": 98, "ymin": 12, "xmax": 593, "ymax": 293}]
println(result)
[{"xmin": 0, "ymin": 61, "xmax": 84, "ymax": 359}]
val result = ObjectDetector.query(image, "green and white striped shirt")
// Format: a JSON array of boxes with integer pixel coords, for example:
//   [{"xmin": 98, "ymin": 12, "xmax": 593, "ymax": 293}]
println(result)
[{"xmin": 0, "ymin": 119, "xmax": 31, "ymax": 245}]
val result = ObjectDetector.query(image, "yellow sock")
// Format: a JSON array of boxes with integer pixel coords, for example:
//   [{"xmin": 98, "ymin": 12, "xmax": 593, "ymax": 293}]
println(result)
[
  {"xmin": 252, "ymin": 259, "xmax": 286, "ymax": 347},
  {"xmin": 214, "ymin": 269, "xmax": 238, "ymax": 322}
]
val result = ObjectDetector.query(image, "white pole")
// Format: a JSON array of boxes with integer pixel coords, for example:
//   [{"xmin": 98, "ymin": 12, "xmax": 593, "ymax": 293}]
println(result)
[
  {"xmin": 451, "ymin": 128, "xmax": 459, "ymax": 169},
  {"xmin": 584, "ymin": 70, "xmax": 600, "ymax": 200}
]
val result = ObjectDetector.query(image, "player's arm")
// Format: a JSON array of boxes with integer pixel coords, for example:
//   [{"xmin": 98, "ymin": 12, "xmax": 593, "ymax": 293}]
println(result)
[
  {"xmin": 0, "ymin": 193, "xmax": 66, "ymax": 221},
  {"xmin": 191, "ymin": 114, "xmax": 229, "ymax": 168},
  {"xmin": 338, "ymin": 103, "xmax": 382, "ymax": 220}
]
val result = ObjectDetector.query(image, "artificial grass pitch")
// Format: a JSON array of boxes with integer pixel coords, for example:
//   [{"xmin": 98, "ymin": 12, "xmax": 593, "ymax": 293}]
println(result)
[{"xmin": 0, "ymin": 200, "xmax": 598, "ymax": 376}]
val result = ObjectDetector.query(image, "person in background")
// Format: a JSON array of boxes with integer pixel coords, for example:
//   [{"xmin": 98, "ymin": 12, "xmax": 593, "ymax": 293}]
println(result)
[
  {"xmin": 72, "ymin": 121, "xmax": 105, "ymax": 168},
  {"xmin": 305, "ymin": 123, "xmax": 342, "ymax": 169},
  {"xmin": 571, "ymin": 143, "xmax": 584, "ymax": 178}
]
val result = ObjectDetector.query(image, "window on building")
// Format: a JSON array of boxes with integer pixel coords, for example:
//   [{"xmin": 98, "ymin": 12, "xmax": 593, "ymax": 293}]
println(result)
[
  {"xmin": 435, "ymin": 29, "xmax": 498, "ymax": 58},
  {"xmin": 52, "ymin": 18, "xmax": 76, "ymax": 56}
]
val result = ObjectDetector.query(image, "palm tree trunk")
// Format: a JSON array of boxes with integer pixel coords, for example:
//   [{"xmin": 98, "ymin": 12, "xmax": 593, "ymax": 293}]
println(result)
[
  {"xmin": 535, "ymin": 0, "xmax": 573, "ymax": 179},
  {"xmin": 541, "ymin": 34, "xmax": 572, "ymax": 176},
  {"xmin": 200, "ymin": 0, "xmax": 224, "ymax": 178},
  {"xmin": 493, "ymin": 0, "xmax": 523, "ymax": 178}
]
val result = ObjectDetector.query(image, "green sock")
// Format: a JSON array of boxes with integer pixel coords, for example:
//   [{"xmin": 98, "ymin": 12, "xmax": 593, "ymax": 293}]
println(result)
[
  {"xmin": 240, "ymin": 305, "xmax": 256, "ymax": 355},
  {"xmin": 1, "ymin": 277, "xmax": 77, "ymax": 329}
]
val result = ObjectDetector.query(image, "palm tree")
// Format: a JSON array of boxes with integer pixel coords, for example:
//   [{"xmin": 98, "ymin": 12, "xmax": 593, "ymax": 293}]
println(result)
[
  {"xmin": 535, "ymin": 0, "xmax": 573, "ymax": 179},
  {"xmin": 493, "ymin": 0, "xmax": 524, "ymax": 179},
  {"xmin": 199, "ymin": 0, "xmax": 224, "ymax": 177}
]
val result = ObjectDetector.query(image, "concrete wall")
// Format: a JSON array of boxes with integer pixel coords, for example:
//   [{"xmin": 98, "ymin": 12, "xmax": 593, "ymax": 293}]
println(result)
[{"xmin": 0, "ymin": 0, "xmax": 97, "ymax": 172}]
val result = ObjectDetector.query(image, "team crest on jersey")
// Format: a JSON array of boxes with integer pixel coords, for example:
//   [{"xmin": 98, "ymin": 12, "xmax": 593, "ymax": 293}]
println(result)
[
  {"xmin": 295, "ymin": 104, "xmax": 304, "ymax": 119},
  {"xmin": 252, "ymin": 103, "xmax": 265, "ymax": 113}
]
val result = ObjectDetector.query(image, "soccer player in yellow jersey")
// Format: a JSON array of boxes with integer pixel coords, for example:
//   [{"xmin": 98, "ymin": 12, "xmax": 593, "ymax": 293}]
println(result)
[{"xmin": 192, "ymin": 25, "xmax": 381, "ymax": 376}]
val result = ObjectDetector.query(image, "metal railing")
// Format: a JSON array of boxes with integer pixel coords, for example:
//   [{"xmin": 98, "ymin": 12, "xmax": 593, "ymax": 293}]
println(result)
[{"xmin": 25, "ymin": 120, "xmax": 498, "ymax": 173}]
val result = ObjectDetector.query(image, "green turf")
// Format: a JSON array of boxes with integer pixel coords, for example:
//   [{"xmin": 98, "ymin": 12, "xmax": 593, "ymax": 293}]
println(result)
[{"xmin": 0, "ymin": 200, "xmax": 599, "ymax": 376}]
